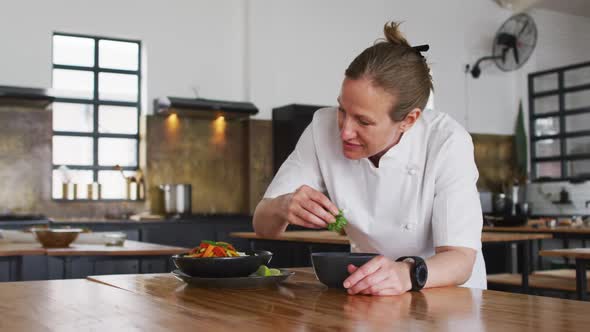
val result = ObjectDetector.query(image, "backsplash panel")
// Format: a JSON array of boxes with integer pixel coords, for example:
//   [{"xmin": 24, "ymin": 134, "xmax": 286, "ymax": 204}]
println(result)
[
  {"xmin": 526, "ymin": 181, "xmax": 590, "ymax": 216},
  {"xmin": 0, "ymin": 103, "xmax": 145, "ymax": 218},
  {"xmin": 471, "ymin": 133, "xmax": 517, "ymax": 192}
]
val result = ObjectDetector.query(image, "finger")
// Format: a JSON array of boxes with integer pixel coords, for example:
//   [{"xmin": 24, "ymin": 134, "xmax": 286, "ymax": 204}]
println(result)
[
  {"xmin": 307, "ymin": 190, "xmax": 340, "ymax": 216},
  {"xmin": 301, "ymin": 199, "xmax": 336, "ymax": 224},
  {"xmin": 348, "ymin": 270, "xmax": 389, "ymax": 295},
  {"xmin": 359, "ymin": 276, "xmax": 392, "ymax": 295},
  {"xmin": 288, "ymin": 213, "xmax": 323, "ymax": 229},
  {"xmin": 343, "ymin": 256, "xmax": 384, "ymax": 289},
  {"xmin": 375, "ymin": 288, "xmax": 405, "ymax": 296},
  {"xmin": 347, "ymin": 264, "xmax": 359, "ymax": 274},
  {"xmin": 293, "ymin": 205, "xmax": 328, "ymax": 228}
]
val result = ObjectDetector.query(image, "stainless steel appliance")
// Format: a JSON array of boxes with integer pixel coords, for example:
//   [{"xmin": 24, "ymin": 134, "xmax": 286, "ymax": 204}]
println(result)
[{"xmin": 159, "ymin": 184, "xmax": 192, "ymax": 216}]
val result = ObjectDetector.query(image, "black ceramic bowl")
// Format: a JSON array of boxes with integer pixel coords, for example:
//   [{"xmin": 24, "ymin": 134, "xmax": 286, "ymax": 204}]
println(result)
[
  {"xmin": 311, "ymin": 252, "xmax": 378, "ymax": 288},
  {"xmin": 172, "ymin": 250, "xmax": 273, "ymax": 278}
]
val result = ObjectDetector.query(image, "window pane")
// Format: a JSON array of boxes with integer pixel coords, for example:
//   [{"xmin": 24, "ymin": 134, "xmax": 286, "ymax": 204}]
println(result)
[
  {"xmin": 53, "ymin": 69, "xmax": 94, "ymax": 99},
  {"xmin": 567, "ymin": 160, "xmax": 590, "ymax": 177},
  {"xmin": 53, "ymin": 35, "xmax": 94, "ymax": 67},
  {"xmin": 566, "ymin": 136, "xmax": 590, "ymax": 155},
  {"xmin": 565, "ymin": 90, "xmax": 590, "ymax": 110},
  {"xmin": 533, "ymin": 95, "xmax": 558, "ymax": 114},
  {"xmin": 536, "ymin": 162, "xmax": 561, "ymax": 178},
  {"xmin": 98, "ymin": 73, "xmax": 138, "ymax": 101},
  {"xmin": 53, "ymin": 102, "xmax": 93, "ymax": 132},
  {"xmin": 53, "ymin": 136, "xmax": 94, "ymax": 165},
  {"xmin": 98, "ymin": 170, "xmax": 136, "ymax": 199},
  {"xmin": 535, "ymin": 139, "xmax": 560, "ymax": 158},
  {"xmin": 98, "ymin": 138, "xmax": 137, "ymax": 167},
  {"xmin": 98, "ymin": 105, "xmax": 138, "ymax": 134},
  {"xmin": 99, "ymin": 40, "xmax": 138, "ymax": 70},
  {"xmin": 565, "ymin": 112, "xmax": 590, "ymax": 133},
  {"xmin": 534, "ymin": 117, "xmax": 560, "ymax": 136},
  {"xmin": 564, "ymin": 66, "xmax": 590, "ymax": 88},
  {"xmin": 52, "ymin": 169, "xmax": 93, "ymax": 199},
  {"xmin": 532, "ymin": 73, "xmax": 558, "ymax": 93}
]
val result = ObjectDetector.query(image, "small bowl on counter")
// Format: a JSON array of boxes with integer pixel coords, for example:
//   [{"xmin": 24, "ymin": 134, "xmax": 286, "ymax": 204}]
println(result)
[
  {"xmin": 31, "ymin": 227, "xmax": 84, "ymax": 248},
  {"xmin": 311, "ymin": 252, "xmax": 378, "ymax": 288}
]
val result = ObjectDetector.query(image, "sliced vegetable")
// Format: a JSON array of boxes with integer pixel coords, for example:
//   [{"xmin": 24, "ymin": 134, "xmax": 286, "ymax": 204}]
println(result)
[
  {"xmin": 255, "ymin": 265, "xmax": 281, "ymax": 277},
  {"xmin": 185, "ymin": 240, "xmax": 243, "ymax": 258},
  {"xmin": 328, "ymin": 209, "xmax": 348, "ymax": 233}
]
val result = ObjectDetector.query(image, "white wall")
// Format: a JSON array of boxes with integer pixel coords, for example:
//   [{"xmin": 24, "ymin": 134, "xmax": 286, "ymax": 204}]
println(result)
[
  {"xmin": 0, "ymin": 0, "xmax": 247, "ymax": 112},
  {"xmin": 1, "ymin": 0, "xmax": 589, "ymax": 135},
  {"xmin": 248, "ymin": 0, "xmax": 516, "ymax": 132}
]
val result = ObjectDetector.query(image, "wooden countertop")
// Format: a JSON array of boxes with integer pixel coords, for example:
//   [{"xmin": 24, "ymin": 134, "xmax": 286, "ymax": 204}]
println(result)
[
  {"xmin": 0, "ymin": 279, "xmax": 235, "ymax": 330},
  {"xmin": 539, "ymin": 248, "xmax": 590, "ymax": 259},
  {"xmin": 0, "ymin": 243, "xmax": 45, "ymax": 256},
  {"xmin": 45, "ymin": 240, "xmax": 188, "ymax": 256},
  {"xmin": 231, "ymin": 230, "xmax": 350, "ymax": 244},
  {"xmin": 85, "ymin": 267, "xmax": 590, "ymax": 331},
  {"xmin": 484, "ymin": 225, "xmax": 590, "ymax": 234},
  {"xmin": 0, "ymin": 240, "xmax": 187, "ymax": 257},
  {"xmin": 480, "ymin": 232, "xmax": 552, "ymax": 242},
  {"xmin": 230, "ymin": 231, "xmax": 552, "ymax": 245}
]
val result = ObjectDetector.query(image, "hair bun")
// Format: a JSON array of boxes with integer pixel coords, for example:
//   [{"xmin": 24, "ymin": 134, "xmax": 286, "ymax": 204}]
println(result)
[{"xmin": 383, "ymin": 22, "xmax": 410, "ymax": 47}]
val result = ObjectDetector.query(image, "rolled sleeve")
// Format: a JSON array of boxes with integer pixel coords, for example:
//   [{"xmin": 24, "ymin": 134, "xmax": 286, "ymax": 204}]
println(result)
[
  {"xmin": 263, "ymin": 123, "xmax": 325, "ymax": 199},
  {"xmin": 432, "ymin": 132, "xmax": 483, "ymax": 250}
]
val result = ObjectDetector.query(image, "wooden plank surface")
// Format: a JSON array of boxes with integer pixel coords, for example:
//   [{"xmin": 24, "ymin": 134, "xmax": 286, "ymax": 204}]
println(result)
[
  {"xmin": 539, "ymin": 248, "xmax": 590, "ymax": 259},
  {"xmin": 487, "ymin": 273, "xmax": 590, "ymax": 292},
  {"xmin": 231, "ymin": 230, "xmax": 349, "ymax": 244},
  {"xmin": 484, "ymin": 225, "xmax": 590, "ymax": 234},
  {"xmin": 0, "ymin": 243, "xmax": 45, "ymax": 256},
  {"xmin": 481, "ymin": 232, "xmax": 552, "ymax": 242},
  {"xmin": 231, "ymin": 231, "xmax": 552, "ymax": 245},
  {"xmin": 0, "ymin": 279, "xmax": 253, "ymax": 331},
  {"xmin": 86, "ymin": 268, "xmax": 590, "ymax": 331},
  {"xmin": 534, "ymin": 269, "xmax": 590, "ymax": 280},
  {"xmin": 45, "ymin": 240, "xmax": 188, "ymax": 256}
]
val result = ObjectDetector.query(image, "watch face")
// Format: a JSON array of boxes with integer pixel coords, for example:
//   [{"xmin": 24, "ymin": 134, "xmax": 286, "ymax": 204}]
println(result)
[{"xmin": 416, "ymin": 264, "xmax": 428, "ymax": 286}]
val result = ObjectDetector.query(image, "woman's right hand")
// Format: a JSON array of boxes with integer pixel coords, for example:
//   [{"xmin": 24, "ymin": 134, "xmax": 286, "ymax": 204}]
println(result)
[{"xmin": 279, "ymin": 185, "xmax": 340, "ymax": 229}]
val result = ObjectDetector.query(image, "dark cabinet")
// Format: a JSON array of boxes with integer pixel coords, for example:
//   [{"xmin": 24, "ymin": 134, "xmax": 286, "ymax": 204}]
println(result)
[{"xmin": 272, "ymin": 104, "xmax": 327, "ymax": 174}]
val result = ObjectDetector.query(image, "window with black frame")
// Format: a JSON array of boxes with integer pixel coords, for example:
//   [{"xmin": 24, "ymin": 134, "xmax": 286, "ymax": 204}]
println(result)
[
  {"xmin": 529, "ymin": 61, "xmax": 590, "ymax": 181},
  {"xmin": 51, "ymin": 32, "xmax": 141, "ymax": 200}
]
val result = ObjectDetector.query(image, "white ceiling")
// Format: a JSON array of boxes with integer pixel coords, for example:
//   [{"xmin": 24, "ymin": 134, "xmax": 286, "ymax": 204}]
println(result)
[
  {"xmin": 536, "ymin": 0, "xmax": 590, "ymax": 18},
  {"xmin": 495, "ymin": 0, "xmax": 590, "ymax": 18}
]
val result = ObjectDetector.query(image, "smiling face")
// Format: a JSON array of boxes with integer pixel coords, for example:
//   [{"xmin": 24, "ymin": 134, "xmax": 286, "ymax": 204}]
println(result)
[{"xmin": 337, "ymin": 77, "xmax": 405, "ymax": 160}]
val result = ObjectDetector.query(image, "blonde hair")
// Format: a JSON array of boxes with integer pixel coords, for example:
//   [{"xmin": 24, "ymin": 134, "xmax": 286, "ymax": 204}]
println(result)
[{"xmin": 345, "ymin": 22, "xmax": 433, "ymax": 122}]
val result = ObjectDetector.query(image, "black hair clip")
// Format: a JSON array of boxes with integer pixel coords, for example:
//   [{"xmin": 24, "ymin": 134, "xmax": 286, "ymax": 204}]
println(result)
[{"xmin": 412, "ymin": 44, "xmax": 429, "ymax": 57}]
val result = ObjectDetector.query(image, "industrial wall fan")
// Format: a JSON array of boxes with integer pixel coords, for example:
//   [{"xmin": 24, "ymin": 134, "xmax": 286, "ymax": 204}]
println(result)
[{"xmin": 469, "ymin": 13, "xmax": 537, "ymax": 78}]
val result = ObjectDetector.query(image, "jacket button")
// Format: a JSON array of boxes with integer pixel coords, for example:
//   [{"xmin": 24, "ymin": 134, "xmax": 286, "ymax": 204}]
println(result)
[{"xmin": 403, "ymin": 224, "xmax": 414, "ymax": 230}]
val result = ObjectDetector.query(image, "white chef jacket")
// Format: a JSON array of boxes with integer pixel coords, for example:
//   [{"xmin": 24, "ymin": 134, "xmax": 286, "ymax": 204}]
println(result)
[{"xmin": 264, "ymin": 107, "xmax": 486, "ymax": 289}]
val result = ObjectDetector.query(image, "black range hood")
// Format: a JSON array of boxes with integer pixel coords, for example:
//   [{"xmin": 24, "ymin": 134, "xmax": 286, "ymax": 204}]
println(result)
[
  {"xmin": 154, "ymin": 96, "xmax": 258, "ymax": 120},
  {"xmin": 0, "ymin": 85, "xmax": 54, "ymax": 107}
]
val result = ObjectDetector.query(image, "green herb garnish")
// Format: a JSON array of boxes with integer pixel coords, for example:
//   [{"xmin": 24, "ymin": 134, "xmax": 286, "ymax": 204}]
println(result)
[{"xmin": 328, "ymin": 209, "xmax": 348, "ymax": 233}]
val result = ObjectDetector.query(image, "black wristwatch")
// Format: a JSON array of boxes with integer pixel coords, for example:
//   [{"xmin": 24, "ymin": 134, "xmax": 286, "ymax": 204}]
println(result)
[{"xmin": 395, "ymin": 256, "xmax": 428, "ymax": 291}]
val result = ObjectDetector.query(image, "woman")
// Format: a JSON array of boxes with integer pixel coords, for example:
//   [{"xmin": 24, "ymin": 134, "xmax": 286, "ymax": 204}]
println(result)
[{"xmin": 253, "ymin": 22, "xmax": 485, "ymax": 295}]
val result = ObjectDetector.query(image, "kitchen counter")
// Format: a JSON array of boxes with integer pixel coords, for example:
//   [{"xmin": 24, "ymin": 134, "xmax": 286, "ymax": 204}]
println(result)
[
  {"xmin": 82, "ymin": 267, "xmax": 590, "ymax": 331},
  {"xmin": 484, "ymin": 225, "xmax": 590, "ymax": 235},
  {"xmin": 230, "ymin": 230, "xmax": 552, "ymax": 244},
  {"xmin": 49, "ymin": 214, "xmax": 252, "ymax": 225}
]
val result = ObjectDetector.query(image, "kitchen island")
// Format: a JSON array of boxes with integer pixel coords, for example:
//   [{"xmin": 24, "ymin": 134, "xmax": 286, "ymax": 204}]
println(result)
[{"xmin": 4, "ymin": 267, "xmax": 583, "ymax": 331}]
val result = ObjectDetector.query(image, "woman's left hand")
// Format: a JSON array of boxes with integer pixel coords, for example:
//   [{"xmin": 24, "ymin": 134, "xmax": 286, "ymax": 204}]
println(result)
[{"xmin": 343, "ymin": 255, "xmax": 413, "ymax": 296}]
